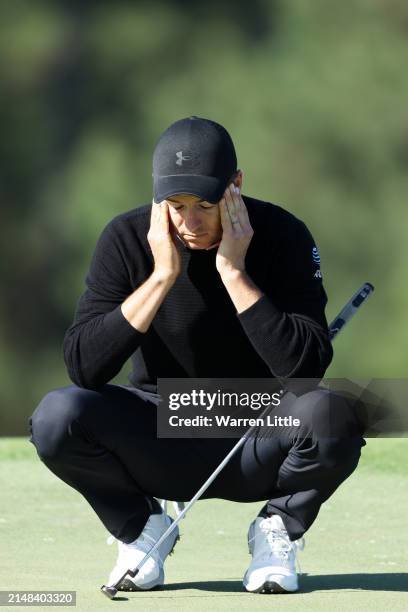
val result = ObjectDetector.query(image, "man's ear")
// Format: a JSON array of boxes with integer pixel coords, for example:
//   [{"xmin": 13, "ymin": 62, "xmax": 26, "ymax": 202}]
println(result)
[{"xmin": 233, "ymin": 170, "xmax": 243, "ymax": 190}]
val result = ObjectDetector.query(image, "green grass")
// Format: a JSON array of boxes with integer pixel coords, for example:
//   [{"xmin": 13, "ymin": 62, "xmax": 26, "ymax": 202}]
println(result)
[{"xmin": 0, "ymin": 438, "xmax": 407, "ymax": 612}]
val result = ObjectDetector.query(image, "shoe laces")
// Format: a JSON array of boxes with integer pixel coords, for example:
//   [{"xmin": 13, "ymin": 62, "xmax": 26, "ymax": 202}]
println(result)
[
  {"xmin": 249, "ymin": 517, "xmax": 305, "ymax": 575},
  {"xmin": 107, "ymin": 528, "xmax": 164, "ymax": 566}
]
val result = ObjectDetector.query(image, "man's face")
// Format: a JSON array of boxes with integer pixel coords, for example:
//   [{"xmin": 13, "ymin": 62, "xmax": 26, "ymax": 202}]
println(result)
[
  {"xmin": 165, "ymin": 171, "xmax": 243, "ymax": 250},
  {"xmin": 166, "ymin": 194, "xmax": 222, "ymax": 250}
]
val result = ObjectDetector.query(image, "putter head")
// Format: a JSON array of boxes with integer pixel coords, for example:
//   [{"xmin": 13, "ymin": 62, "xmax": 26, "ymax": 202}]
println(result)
[
  {"xmin": 100, "ymin": 567, "xmax": 139, "ymax": 599},
  {"xmin": 100, "ymin": 585, "xmax": 117, "ymax": 599}
]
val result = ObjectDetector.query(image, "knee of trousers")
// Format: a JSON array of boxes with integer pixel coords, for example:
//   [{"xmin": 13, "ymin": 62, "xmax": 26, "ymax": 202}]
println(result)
[
  {"xmin": 289, "ymin": 388, "xmax": 365, "ymax": 439},
  {"xmin": 316, "ymin": 436, "xmax": 364, "ymax": 472},
  {"xmin": 29, "ymin": 386, "xmax": 91, "ymax": 462}
]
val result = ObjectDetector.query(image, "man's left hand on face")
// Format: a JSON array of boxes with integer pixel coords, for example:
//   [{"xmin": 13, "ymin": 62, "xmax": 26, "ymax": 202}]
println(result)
[{"xmin": 215, "ymin": 184, "xmax": 254, "ymax": 275}]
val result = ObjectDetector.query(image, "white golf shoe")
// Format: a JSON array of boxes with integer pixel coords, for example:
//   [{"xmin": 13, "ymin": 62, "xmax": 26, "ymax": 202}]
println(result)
[
  {"xmin": 106, "ymin": 511, "xmax": 179, "ymax": 591},
  {"xmin": 243, "ymin": 514, "xmax": 304, "ymax": 594}
]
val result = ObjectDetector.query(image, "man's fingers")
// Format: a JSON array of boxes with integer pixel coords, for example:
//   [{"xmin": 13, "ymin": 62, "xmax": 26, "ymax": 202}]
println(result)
[
  {"xmin": 150, "ymin": 200, "xmax": 169, "ymax": 233},
  {"xmin": 229, "ymin": 185, "xmax": 241, "ymax": 220},
  {"xmin": 151, "ymin": 199, "xmax": 161, "ymax": 218},
  {"xmin": 225, "ymin": 184, "xmax": 242, "ymax": 231},
  {"xmin": 150, "ymin": 200, "xmax": 160, "ymax": 231},
  {"xmin": 219, "ymin": 196, "xmax": 231, "ymax": 232},
  {"xmin": 224, "ymin": 186, "xmax": 236, "ymax": 227},
  {"xmin": 231, "ymin": 185, "xmax": 252, "ymax": 232},
  {"xmin": 158, "ymin": 201, "xmax": 167, "ymax": 230}
]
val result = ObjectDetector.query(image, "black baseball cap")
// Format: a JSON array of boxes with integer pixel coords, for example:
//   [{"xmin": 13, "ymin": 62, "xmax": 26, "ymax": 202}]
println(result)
[{"xmin": 152, "ymin": 116, "xmax": 237, "ymax": 204}]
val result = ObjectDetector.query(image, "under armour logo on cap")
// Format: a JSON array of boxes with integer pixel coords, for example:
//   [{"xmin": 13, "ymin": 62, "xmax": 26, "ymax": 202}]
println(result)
[
  {"xmin": 176, "ymin": 151, "xmax": 190, "ymax": 166},
  {"xmin": 175, "ymin": 151, "xmax": 200, "ymax": 168}
]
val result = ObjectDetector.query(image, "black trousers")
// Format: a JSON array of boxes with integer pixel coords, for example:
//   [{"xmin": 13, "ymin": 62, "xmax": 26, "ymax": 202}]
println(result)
[{"xmin": 28, "ymin": 384, "xmax": 366, "ymax": 543}]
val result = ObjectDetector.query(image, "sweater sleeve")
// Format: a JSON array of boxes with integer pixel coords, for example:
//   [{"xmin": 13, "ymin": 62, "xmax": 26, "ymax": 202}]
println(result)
[
  {"xmin": 236, "ymin": 218, "xmax": 333, "ymax": 379},
  {"xmin": 62, "ymin": 221, "xmax": 145, "ymax": 390}
]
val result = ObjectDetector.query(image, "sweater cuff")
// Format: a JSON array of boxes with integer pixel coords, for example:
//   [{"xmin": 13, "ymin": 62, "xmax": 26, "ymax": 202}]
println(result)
[
  {"xmin": 103, "ymin": 305, "xmax": 145, "ymax": 351},
  {"xmin": 236, "ymin": 294, "xmax": 283, "ymax": 335}
]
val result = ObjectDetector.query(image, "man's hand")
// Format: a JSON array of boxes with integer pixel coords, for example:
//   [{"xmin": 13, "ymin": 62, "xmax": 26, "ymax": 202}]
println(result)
[
  {"xmin": 216, "ymin": 184, "xmax": 254, "ymax": 276},
  {"xmin": 147, "ymin": 200, "xmax": 181, "ymax": 281}
]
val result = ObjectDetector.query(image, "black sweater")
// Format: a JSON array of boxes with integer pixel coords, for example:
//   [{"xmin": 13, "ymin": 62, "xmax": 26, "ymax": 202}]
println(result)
[{"xmin": 63, "ymin": 195, "xmax": 333, "ymax": 391}]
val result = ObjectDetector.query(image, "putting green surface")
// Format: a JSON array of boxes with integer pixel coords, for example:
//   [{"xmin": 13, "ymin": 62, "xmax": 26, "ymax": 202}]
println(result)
[{"xmin": 0, "ymin": 438, "xmax": 407, "ymax": 612}]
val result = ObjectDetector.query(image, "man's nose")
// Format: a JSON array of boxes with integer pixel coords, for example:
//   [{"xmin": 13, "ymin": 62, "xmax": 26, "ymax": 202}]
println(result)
[{"xmin": 184, "ymin": 210, "xmax": 202, "ymax": 231}]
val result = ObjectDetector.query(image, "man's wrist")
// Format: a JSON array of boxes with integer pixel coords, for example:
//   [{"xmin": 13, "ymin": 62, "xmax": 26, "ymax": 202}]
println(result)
[
  {"xmin": 218, "ymin": 266, "xmax": 246, "ymax": 282},
  {"xmin": 218, "ymin": 268, "xmax": 264, "ymax": 314},
  {"xmin": 151, "ymin": 270, "xmax": 178, "ymax": 286}
]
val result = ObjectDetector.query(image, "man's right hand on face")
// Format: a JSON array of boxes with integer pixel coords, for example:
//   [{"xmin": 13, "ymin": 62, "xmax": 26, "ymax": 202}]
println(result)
[{"xmin": 148, "ymin": 200, "xmax": 182, "ymax": 282}]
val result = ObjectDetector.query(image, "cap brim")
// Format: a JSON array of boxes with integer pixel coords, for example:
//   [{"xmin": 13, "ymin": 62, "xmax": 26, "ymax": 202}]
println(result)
[{"xmin": 153, "ymin": 174, "xmax": 227, "ymax": 204}]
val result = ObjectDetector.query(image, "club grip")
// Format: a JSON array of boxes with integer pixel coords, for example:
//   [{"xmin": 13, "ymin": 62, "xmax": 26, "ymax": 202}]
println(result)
[{"xmin": 329, "ymin": 282, "xmax": 374, "ymax": 341}]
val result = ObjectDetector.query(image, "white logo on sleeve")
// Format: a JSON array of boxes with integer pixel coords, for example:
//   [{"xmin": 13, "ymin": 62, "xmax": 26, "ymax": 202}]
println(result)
[{"xmin": 312, "ymin": 246, "xmax": 322, "ymax": 278}]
